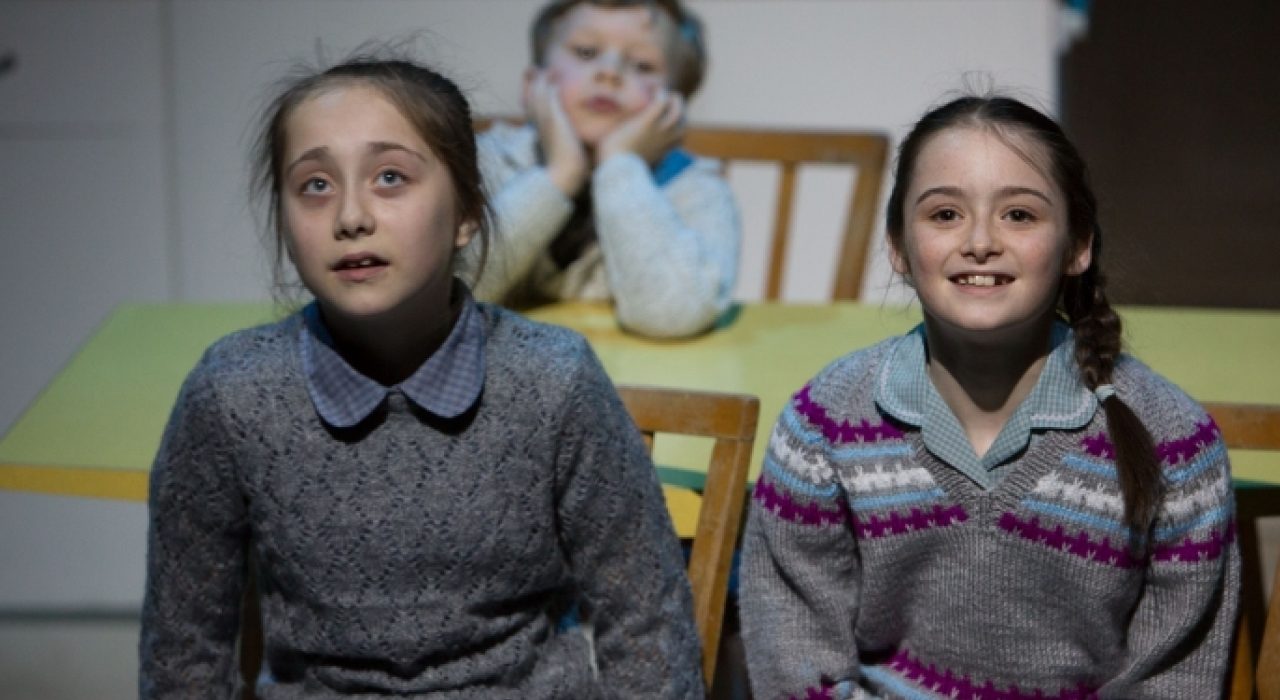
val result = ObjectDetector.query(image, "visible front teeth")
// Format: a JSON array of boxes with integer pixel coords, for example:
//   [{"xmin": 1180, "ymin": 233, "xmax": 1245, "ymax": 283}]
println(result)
[
  {"xmin": 958, "ymin": 275, "xmax": 998, "ymax": 287},
  {"xmin": 357, "ymin": 259, "xmax": 374, "ymax": 267}
]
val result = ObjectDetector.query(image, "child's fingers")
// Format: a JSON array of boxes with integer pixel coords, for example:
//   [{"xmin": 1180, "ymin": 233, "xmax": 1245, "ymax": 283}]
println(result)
[{"xmin": 659, "ymin": 93, "xmax": 685, "ymax": 132}]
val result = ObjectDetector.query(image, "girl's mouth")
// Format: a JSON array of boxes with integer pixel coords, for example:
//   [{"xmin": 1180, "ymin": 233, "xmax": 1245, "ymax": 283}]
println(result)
[
  {"xmin": 951, "ymin": 274, "xmax": 1013, "ymax": 287},
  {"xmin": 334, "ymin": 254, "xmax": 388, "ymax": 281}
]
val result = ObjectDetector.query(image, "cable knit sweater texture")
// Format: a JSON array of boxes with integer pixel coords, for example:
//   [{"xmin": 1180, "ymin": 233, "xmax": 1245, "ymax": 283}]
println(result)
[
  {"xmin": 740, "ymin": 334, "xmax": 1240, "ymax": 700},
  {"xmin": 139, "ymin": 303, "xmax": 703, "ymax": 699},
  {"xmin": 470, "ymin": 122, "xmax": 740, "ymax": 338}
]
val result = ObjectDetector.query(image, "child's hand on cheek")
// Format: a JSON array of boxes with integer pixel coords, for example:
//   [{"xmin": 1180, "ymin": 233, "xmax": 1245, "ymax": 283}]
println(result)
[
  {"xmin": 596, "ymin": 89, "xmax": 685, "ymax": 167},
  {"xmin": 524, "ymin": 70, "xmax": 588, "ymax": 197}
]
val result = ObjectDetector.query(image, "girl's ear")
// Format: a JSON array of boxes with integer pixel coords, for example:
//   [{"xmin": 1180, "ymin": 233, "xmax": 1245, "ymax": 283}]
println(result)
[
  {"xmin": 454, "ymin": 220, "xmax": 478, "ymax": 249},
  {"xmin": 1065, "ymin": 230, "xmax": 1094, "ymax": 277},
  {"xmin": 887, "ymin": 235, "xmax": 911, "ymax": 278}
]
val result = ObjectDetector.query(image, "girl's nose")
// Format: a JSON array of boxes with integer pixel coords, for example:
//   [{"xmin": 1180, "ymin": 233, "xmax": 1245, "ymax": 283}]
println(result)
[
  {"xmin": 335, "ymin": 189, "xmax": 374, "ymax": 239},
  {"xmin": 961, "ymin": 219, "xmax": 1000, "ymax": 261}
]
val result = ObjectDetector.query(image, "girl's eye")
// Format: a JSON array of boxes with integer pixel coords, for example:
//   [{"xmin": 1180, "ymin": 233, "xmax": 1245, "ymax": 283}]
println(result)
[
  {"xmin": 571, "ymin": 44, "xmax": 597, "ymax": 60},
  {"xmin": 1006, "ymin": 208, "xmax": 1037, "ymax": 223},
  {"xmin": 376, "ymin": 170, "xmax": 406, "ymax": 187},
  {"xmin": 300, "ymin": 177, "xmax": 330, "ymax": 195},
  {"xmin": 632, "ymin": 60, "xmax": 658, "ymax": 74},
  {"xmin": 929, "ymin": 208, "xmax": 960, "ymax": 223}
]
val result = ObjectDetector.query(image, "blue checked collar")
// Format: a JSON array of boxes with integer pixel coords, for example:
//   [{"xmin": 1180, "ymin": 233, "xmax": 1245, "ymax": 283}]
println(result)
[
  {"xmin": 299, "ymin": 287, "xmax": 486, "ymax": 428},
  {"xmin": 652, "ymin": 148, "xmax": 694, "ymax": 185},
  {"xmin": 875, "ymin": 321, "xmax": 1097, "ymax": 488}
]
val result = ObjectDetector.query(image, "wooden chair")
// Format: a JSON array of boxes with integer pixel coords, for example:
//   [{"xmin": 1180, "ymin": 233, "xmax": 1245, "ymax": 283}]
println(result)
[
  {"xmin": 617, "ymin": 385, "xmax": 759, "ymax": 689},
  {"xmin": 681, "ymin": 127, "xmax": 889, "ymax": 300},
  {"xmin": 474, "ymin": 118, "xmax": 891, "ymax": 300},
  {"xmin": 238, "ymin": 386, "xmax": 759, "ymax": 697},
  {"xmin": 1203, "ymin": 402, "xmax": 1280, "ymax": 699},
  {"xmin": 1258, "ymin": 551, "xmax": 1280, "ymax": 700}
]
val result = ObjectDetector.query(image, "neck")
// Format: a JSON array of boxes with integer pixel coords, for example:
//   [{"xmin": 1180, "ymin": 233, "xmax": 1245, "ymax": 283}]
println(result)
[
  {"xmin": 922, "ymin": 314, "xmax": 1057, "ymax": 456},
  {"xmin": 321, "ymin": 285, "xmax": 461, "ymax": 387}
]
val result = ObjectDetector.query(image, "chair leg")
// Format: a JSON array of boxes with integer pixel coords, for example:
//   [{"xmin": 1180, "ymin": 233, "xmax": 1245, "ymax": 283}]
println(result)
[{"xmin": 1231, "ymin": 615, "xmax": 1256, "ymax": 700}]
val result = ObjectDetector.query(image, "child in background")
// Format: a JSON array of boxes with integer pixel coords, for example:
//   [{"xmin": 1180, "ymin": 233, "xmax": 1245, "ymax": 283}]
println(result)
[
  {"xmin": 139, "ymin": 55, "xmax": 703, "ymax": 699},
  {"xmin": 740, "ymin": 95, "xmax": 1239, "ymax": 698},
  {"xmin": 472, "ymin": 0, "xmax": 740, "ymax": 338}
]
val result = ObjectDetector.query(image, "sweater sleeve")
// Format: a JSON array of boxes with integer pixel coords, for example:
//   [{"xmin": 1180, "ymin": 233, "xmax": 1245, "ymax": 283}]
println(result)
[
  {"xmin": 591, "ymin": 152, "xmax": 740, "ymax": 339},
  {"xmin": 1101, "ymin": 411, "xmax": 1240, "ymax": 698},
  {"xmin": 469, "ymin": 129, "xmax": 574, "ymax": 302},
  {"xmin": 139, "ymin": 358, "xmax": 250, "ymax": 698},
  {"xmin": 739, "ymin": 399, "xmax": 868, "ymax": 700},
  {"xmin": 553, "ymin": 340, "xmax": 705, "ymax": 699}
]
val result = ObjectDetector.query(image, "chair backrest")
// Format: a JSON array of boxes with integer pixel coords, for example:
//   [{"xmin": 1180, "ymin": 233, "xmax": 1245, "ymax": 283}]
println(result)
[
  {"xmin": 473, "ymin": 117, "xmax": 890, "ymax": 300},
  {"xmin": 681, "ymin": 127, "xmax": 889, "ymax": 300},
  {"xmin": 1258, "ymin": 552, "xmax": 1280, "ymax": 700},
  {"xmin": 616, "ymin": 385, "xmax": 759, "ymax": 689},
  {"xmin": 1202, "ymin": 402, "xmax": 1280, "ymax": 699}
]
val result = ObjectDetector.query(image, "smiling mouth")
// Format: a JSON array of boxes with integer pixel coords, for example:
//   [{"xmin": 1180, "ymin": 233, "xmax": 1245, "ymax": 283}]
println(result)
[
  {"xmin": 585, "ymin": 96, "xmax": 621, "ymax": 113},
  {"xmin": 951, "ymin": 274, "xmax": 1013, "ymax": 287}
]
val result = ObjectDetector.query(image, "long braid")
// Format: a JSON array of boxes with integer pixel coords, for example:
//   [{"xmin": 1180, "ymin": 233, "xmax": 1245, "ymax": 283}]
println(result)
[{"xmin": 1063, "ymin": 236, "xmax": 1162, "ymax": 547}]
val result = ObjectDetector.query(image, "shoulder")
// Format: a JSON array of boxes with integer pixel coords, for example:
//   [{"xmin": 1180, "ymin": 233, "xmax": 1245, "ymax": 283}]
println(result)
[
  {"xmin": 479, "ymin": 303, "xmax": 598, "ymax": 379},
  {"xmin": 1112, "ymin": 354, "xmax": 1214, "ymax": 445},
  {"xmin": 665, "ymin": 152, "xmax": 732, "ymax": 196},
  {"xmin": 184, "ymin": 315, "xmax": 301, "ymax": 398},
  {"xmin": 777, "ymin": 335, "xmax": 903, "ymax": 438},
  {"xmin": 477, "ymin": 122, "xmax": 537, "ymax": 169}
]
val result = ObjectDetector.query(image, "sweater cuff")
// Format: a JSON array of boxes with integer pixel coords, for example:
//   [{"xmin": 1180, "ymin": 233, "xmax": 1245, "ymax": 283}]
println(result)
[{"xmin": 592, "ymin": 151, "xmax": 653, "ymax": 194}]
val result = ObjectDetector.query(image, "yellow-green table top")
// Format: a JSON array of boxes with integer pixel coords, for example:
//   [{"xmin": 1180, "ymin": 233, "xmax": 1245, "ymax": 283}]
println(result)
[{"xmin": 3, "ymin": 301, "xmax": 1279, "ymax": 502}]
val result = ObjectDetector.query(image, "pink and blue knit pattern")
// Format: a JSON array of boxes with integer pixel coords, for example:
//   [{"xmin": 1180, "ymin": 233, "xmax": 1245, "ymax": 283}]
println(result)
[
  {"xmin": 862, "ymin": 649, "xmax": 1099, "ymax": 700},
  {"xmin": 753, "ymin": 477, "xmax": 849, "ymax": 527},
  {"xmin": 1003, "ymin": 417, "xmax": 1233, "ymax": 568},
  {"xmin": 757, "ymin": 385, "xmax": 968, "ymax": 539},
  {"xmin": 794, "ymin": 385, "xmax": 905, "ymax": 443}
]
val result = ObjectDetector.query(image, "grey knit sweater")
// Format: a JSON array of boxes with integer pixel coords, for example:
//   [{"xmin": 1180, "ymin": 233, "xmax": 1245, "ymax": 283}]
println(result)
[
  {"xmin": 740, "ymin": 335, "xmax": 1240, "ymax": 700},
  {"xmin": 140, "ymin": 304, "xmax": 703, "ymax": 699},
  {"xmin": 469, "ymin": 122, "xmax": 740, "ymax": 338}
]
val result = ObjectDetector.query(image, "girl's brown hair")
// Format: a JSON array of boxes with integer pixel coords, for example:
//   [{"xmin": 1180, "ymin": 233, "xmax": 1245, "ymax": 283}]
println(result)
[
  {"xmin": 885, "ymin": 95, "xmax": 1162, "ymax": 546},
  {"xmin": 251, "ymin": 53, "xmax": 492, "ymax": 301}
]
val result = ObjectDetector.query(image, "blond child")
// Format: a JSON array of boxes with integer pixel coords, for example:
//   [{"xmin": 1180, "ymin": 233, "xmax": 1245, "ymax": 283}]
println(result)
[{"xmin": 473, "ymin": 0, "xmax": 740, "ymax": 338}]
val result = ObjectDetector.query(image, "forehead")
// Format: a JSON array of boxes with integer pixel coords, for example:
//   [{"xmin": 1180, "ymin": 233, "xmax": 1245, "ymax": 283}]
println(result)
[
  {"xmin": 910, "ymin": 126, "xmax": 1058, "ymax": 195},
  {"xmin": 283, "ymin": 83, "xmax": 426, "ymax": 155},
  {"xmin": 553, "ymin": 4, "xmax": 674, "ymax": 47}
]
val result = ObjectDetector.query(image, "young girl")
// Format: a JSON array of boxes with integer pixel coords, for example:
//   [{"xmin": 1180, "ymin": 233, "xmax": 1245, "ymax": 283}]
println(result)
[
  {"xmin": 470, "ymin": 0, "xmax": 740, "ymax": 339},
  {"xmin": 139, "ymin": 56, "xmax": 703, "ymax": 699},
  {"xmin": 740, "ymin": 95, "xmax": 1239, "ymax": 699}
]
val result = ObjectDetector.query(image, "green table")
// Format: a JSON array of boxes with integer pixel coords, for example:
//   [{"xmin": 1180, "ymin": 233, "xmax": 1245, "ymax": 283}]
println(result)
[{"xmin": 3, "ymin": 301, "xmax": 1279, "ymax": 503}]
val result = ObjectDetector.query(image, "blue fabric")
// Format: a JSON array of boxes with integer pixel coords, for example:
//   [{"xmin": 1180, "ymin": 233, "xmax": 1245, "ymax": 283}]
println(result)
[
  {"xmin": 875, "ymin": 321, "xmax": 1097, "ymax": 489},
  {"xmin": 299, "ymin": 285, "xmax": 486, "ymax": 427},
  {"xmin": 652, "ymin": 148, "xmax": 695, "ymax": 186}
]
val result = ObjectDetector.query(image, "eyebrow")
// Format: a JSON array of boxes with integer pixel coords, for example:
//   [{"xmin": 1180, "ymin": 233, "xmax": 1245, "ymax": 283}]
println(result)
[
  {"xmin": 284, "ymin": 142, "xmax": 428, "ymax": 176},
  {"xmin": 915, "ymin": 185, "xmax": 1054, "ymax": 206}
]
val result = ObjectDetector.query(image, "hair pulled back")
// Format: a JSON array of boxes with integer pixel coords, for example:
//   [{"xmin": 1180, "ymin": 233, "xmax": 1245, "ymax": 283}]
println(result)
[
  {"xmin": 251, "ymin": 52, "xmax": 492, "ymax": 301},
  {"xmin": 885, "ymin": 95, "xmax": 1162, "ymax": 544}
]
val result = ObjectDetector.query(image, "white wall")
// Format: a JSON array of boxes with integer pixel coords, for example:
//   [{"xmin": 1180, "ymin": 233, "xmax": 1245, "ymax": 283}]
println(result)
[{"xmin": 1, "ymin": 0, "xmax": 1059, "ymax": 607}]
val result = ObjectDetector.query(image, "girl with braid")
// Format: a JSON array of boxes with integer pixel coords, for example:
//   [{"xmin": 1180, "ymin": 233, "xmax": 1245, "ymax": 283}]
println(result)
[{"xmin": 740, "ymin": 95, "xmax": 1239, "ymax": 699}]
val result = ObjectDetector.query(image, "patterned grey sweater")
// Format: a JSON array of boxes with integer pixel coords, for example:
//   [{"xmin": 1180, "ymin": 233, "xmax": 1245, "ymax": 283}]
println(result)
[
  {"xmin": 140, "ymin": 304, "xmax": 703, "ymax": 699},
  {"xmin": 740, "ymin": 336, "xmax": 1240, "ymax": 700}
]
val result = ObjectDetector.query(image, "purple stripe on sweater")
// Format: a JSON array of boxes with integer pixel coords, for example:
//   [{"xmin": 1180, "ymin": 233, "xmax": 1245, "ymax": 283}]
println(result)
[
  {"xmin": 753, "ymin": 476, "xmax": 849, "ymax": 527},
  {"xmin": 1080, "ymin": 417, "xmax": 1220, "ymax": 465},
  {"xmin": 1153, "ymin": 520, "xmax": 1237, "ymax": 563},
  {"xmin": 794, "ymin": 384, "xmax": 905, "ymax": 444},
  {"xmin": 886, "ymin": 649, "xmax": 1099, "ymax": 700},
  {"xmin": 997, "ymin": 513, "xmax": 1139, "ymax": 568},
  {"xmin": 788, "ymin": 681, "xmax": 837, "ymax": 700},
  {"xmin": 854, "ymin": 504, "xmax": 968, "ymax": 539}
]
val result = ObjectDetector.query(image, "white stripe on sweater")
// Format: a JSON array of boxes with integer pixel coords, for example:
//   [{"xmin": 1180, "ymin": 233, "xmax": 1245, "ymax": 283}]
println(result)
[
  {"xmin": 769, "ymin": 427, "xmax": 835, "ymax": 485},
  {"xmin": 1031, "ymin": 472, "xmax": 1124, "ymax": 517},
  {"xmin": 838, "ymin": 465, "xmax": 935, "ymax": 494},
  {"xmin": 1161, "ymin": 474, "xmax": 1230, "ymax": 521}
]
